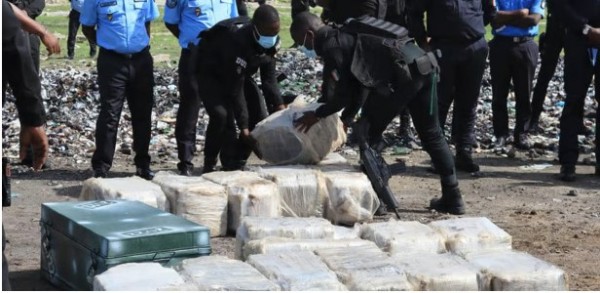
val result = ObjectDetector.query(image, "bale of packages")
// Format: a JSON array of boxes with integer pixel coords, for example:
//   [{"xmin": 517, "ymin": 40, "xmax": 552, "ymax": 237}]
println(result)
[
  {"xmin": 465, "ymin": 250, "xmax": 568, "ymax": 290},
  {"xmin": 242, "ymin": 237, "xmax": 374, "ymax": 260},
  {"xmin": 247, "ymin": 251, "xmax": 347, "ymax": 291},
  {"xmin": 361, "ymin": 221, "xmax": 446, "ymax": 255},
  {"xmin": 236, "ymin": 217, "xmax": 335, "ymax": 260},
  {"xmin": 428, "ymin": 217, "xmax": 512, "ymax": 255},
  {"xmin": 391, "ymin": 253, "xmax": 481, "ymax": 291},
  {"xmin": 255, "ymin": 166, "xmax": 328, "ymax": 217},
  {"xmin": 152, "ymin": 171, "xmax": 228, "ymax": 236},
  {"xmin": 322, "ymin": 171, "xmax": 380, "ymax": 225},
  {"xmin": 177, "ymin": 255, "xmax": 280, "ymax": 291},
  {"xmin": 315, "ymin": 244, "xmax": 412, "ymax": 290},
  {"xmin": 80, "ymin": 177, "xmax": 169, "ymax": 211},
  {"xmin": 93, "ymin": 263, "xmax": 188, "ymax": 291},
  {"xmin": 251, "ymin": 98, "xmax": 346, "ymax": 165}
]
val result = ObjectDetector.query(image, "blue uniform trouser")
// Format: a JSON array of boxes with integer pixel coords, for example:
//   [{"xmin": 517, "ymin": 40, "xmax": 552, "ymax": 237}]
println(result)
[{"xmin": 559, "ymin": 32, "xmax": 600, "ymax": 167}]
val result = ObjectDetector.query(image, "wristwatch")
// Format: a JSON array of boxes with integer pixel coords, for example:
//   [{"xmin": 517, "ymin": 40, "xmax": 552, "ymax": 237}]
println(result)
[{"xmin": 583, "ymin": 25, "xmax": 592, "ymax": 36}]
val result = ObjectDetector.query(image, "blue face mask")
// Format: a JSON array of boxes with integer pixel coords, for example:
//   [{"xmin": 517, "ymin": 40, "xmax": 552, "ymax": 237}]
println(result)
[
  {"xmin": 298, "ymin": 33, "xmax": 317, "ymax": 59},
  {"xmin": 255, "ymin": 27, "xmax": 278, "ymax": 49}
]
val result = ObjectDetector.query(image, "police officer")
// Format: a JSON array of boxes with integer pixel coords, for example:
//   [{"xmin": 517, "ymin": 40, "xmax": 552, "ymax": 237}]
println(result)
[
  {"xmin": 556, "ymin": 0, "xmax": 600, "ymax": 181},
  {"xmin": 291, "ymin": 12, "xmax": 466, "ymax": 215},
  {"xmin": 409, "ymin": 0, "xmax": 495, "ymax": 173},
  {"xmin": 292, "ymin": 0, "xmax": 315, "ymax": 19},
  {"xmin": 489, "ymin": 0, "xmax": 543, "ymax": 152},
  {"xmin": 3, "ymin": 0, "xmax": 59, "ymax": 288},
  {"xmin": 164, "ymin": 0, "xmax": 238, "ymax": 176},
  {"xmin": 81, "ymin": 0, "xmax": 159, "ymax": 180},
  {"xmin": 67, "ymin": 0, "xmax": 97, "ymax": 59},
  {"xmin": 194, "ymin": 5, "xmax": 284, "ymax": 173},
  {"xmin": 530, "ymin": 0, "xmax": 565, "ymax": 132},
  {"xmin": 7, "ymin": 0, "xmax": 45, "ymax": 72}
]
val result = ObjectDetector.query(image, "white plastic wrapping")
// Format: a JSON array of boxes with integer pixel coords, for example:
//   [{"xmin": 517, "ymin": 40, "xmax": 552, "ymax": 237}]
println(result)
[
  {"xmin": 93, "ymin": 262, "xmax": 187, "ymax": 291},
  {"xmin": 322, "ymin": 171, "xmax": 380, "ymax": 225},
  {"xmin": 242, "ymin": 237, "xmax": 374, "ymax": 260},
  {"xmin": 318, "ymin": 152, "xmax": 348, "ymax": 165},
  {"xmin": 80, "ymin": 177, "xmax": 169, "ymax": 211},
  {"xmin": 465, "ymin": 250, "xmax": 568, "ymax": 291},
  {"xmin": 391, "ymin": 253, "xmax": 481, "ymax": 291},
  {"xmin": 428, "ymin": 217, "xmax": 512, "ymax": 255},
  {"xmin": 236, "ymin": 217, "xmax": 336, "ymax": 260},
  {"xmin": 247, "ymin": 251, "xmax": 347, "ymax": 291},
  {"xmin": 255, "ymin": 166, "xmax": 328, "ymax": 217},
  {"xmin": 177, "ymin": 255, "xmax": 280, "ymax": 291},
  {"xmin": 152, "ymin": 171, "xmax": 228, "ymax": 237},
  {"xmin": 251, "ymin": 98, "xmax": 347, "ymax": 165},
  {"xmin": 226, "ymin": 177, "xmax": 281, "ymax": 233},
  {"xmin": 201, "ymin": 170, "xmax": 259, "ymax": 186},
  {"xmin": 361, "ymin": 221, "xmax": 446, "ymax": 255},
  {"xmin": 315, "ymin": 245, "xmax": 412, "ymax": 291},
  {"xmin": 333, "ymin": 224, "xmax": 362, "ymax": 240}
]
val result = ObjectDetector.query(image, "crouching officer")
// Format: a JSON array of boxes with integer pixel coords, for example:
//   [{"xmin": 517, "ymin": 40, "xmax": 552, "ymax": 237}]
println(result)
[
  {"xmin": 194, "ymin": 5, "xmax": 285, "ymax": 173},
  {"xmin": 81, "ymin": 0, "xmax": 159, "ymax": 180},
  {"xmin": 164, "ymin": 0, "xmax": 238, "ymax": 176},
  {"xmin": 291, "ymin": 12, "xmax": 466, "ymax": 215}
]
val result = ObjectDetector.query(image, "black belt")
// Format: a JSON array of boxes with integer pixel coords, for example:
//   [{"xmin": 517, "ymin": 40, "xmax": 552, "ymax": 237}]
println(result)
[
  {"xmin": 494, "ymin": 35, "xmax": 534, "ymax": 43},
  {"xmin": 99, "ymin": 46, "xmax": 150, "ymax": 59},
  {"xmin": 432, "ymin": 36, "xmax": 484, "ymax": 46}
]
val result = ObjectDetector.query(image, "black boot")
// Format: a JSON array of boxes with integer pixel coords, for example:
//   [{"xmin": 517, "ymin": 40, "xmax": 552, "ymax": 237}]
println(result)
[
  {"xmin": 177, "ymin": 162, "xmax": 193, "ymax": 176},
  {"xmin": 429, "ymin": 184, "xmax": 465, "ymax": 215},
  {"xmin": 455, "ymin": 147, "xmax": 480, "ymax": 173},
  {"xmin": 201, "ymin": 158, "xmax": 217, "ymax": 174},
  {"xmin": 559, "ymin": 165, "xmax": 576, "ymax": 182}
]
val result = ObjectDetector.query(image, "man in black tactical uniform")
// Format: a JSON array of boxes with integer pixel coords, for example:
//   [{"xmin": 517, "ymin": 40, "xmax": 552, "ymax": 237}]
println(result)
[
  {"xmin": 291, "ymin": 12, "xmax": 466, "ymax": 215},
  {"xmin": 194, "ymin": 5, "xmax": 285, "ymax": 173},
  {"xmin": 7, "ymin": 0, "xmax": 45, "ymax": 73}
]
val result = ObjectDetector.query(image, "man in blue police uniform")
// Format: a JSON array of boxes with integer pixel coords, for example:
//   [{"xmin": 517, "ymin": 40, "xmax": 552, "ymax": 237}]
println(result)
[
  {"xmin": 555, "ymin": 0, "xmax": 600, "ymax": 181},
  {"xmin": 489, "ymin": 0, "xmax": 543, "ymax": 151},
  {"xmin": 81, "ymin": 0, "xmax": 160, "ymax": 180},
  {"xmin": 164, "ymin": 0, "xmax": 238, "ymax": 176},
  {"xmin": 409, "ymin": 0, "xmax": 495, "ymax": 174},
  {"xmin": 67, "ymin": 0, "xmax": 97, "ymax": 59}
]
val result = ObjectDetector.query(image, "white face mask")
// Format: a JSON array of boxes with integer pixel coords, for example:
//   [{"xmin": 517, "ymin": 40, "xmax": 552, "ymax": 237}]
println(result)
[{"xmin": 298, "ymin": 33, "xmax": 317, "ymax": 59}]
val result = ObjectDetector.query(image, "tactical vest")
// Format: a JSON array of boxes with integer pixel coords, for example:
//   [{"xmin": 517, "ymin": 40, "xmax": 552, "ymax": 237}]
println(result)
[{"xmin": 340, "ymin": 17, "xmax": 439, "ymax": 92}]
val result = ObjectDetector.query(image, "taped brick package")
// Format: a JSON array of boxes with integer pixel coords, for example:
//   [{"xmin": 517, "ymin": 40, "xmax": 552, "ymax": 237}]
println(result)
[
  {"xmin": 152, "ymin": 171, "xmax": 228, "ymax": 237},
  {"xmin": 177, "ymin": 255, "xmax": 280, "ymax": 291},
  {"xmin": 322, "ymin": 171, "xmax": 380, "ymax": 225},
  {"xmin": 251, "ymin": 98, "xmax": 346, "ymax": 165},
  {"xmin": 465, "ymin": 250, "xmax": 568, "ymax": 290},
  {"xmin": 247, "ymin": 251, "xmax": 347, "ymax": 291},
  {"xmin": 93, "ymin": 263, "xmax": 188, "ymax": 291},
  {"xmin": 80, "ymin": 177, "xmax": 169, "ymax": 211},
  {"xmin": 361, "ymin": 221, "xmax": 446, "ymax": 255},
  {"xmin": 428, "ymin": 217, "xmax": 512, "ymax": 255},
  {"xmin": 391, "ymin": 253, "xmax": 481, "ymax": 291},
  {"xmin": 242, "ymin": 237, "xmax": 374, "ymax": 260},
  {"xmin": 235, "ymin": 217, "xmax": 336, "ymax": 260}
]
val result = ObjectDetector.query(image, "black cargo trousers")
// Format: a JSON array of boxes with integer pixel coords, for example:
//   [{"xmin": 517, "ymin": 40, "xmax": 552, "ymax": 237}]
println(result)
[
  {"xmin": 67, "ymin": 10, "xmax": 97, "ymax": 58},
  {"xmin": 559, "ymin": 32, "xmax": 600, "ymax": 168},
  {"xmin": 91, "ymin": 47, "xmax": 154, "ymax": 173}
]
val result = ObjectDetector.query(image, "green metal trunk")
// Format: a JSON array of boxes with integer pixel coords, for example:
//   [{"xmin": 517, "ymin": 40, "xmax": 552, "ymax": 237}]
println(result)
[{"xmin": 40, "ymin": 200, "xmax": 211, "ymax": 290}]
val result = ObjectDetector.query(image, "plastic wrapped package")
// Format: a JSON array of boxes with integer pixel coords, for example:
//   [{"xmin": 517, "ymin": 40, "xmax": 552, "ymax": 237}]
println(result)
[
  {"xmin": 465, "ymin": 250, "xmax": 568, "ymax": 291},
  {"xmin": 428, "ymin": 217, "xmax": 512, "ymax": 255},
  {"xmin": 152, "ymin": 171, "xmax": 228, "ymax": 237},
  {"xmin": 391, "ymin": 253, "xmax": 481, "ymax": 291},
  {"xmin": 315, "ymin": 245, "xmax": 412, "ymax": 291},
  {"xmin": 361, "ymin": 221, "xmax": 446, "ymax": 255},
  {"xmin": 333, "ymin": 224, "xmax": 362, "ymax": 240},
  {"xmin": 236, "ymin": 217, "xmax": 336, "ymax": 260},
  {"xmin": 255, "ymin": 166, "xmax": 328, "ymax": 217},
  {"xmin": 251, "ymin": 98, "xmax": 347, "ymax": 165},
  {"xmin": 322, "ymin": 171, "xmax": 380, "ymax": 225},
  {"xmin": 177, "ymin": 255, "xmax": 280, "ymax": 291},
  {"xmin": 318, "ymin": 152, "xmax": 348, "ymax": 165},
  {"xmin": 226, "ymin": 177, "xmax": 281, "ymax": 233},
  {"xmin": 201, "ymin": 170, "xmax": 260, "ymax": 186},
  {"xmin": 242, "ymin": 237, "xmax": 375, "ymax": 260},
  {"xmin": 247, "ymin": 251, "xmax": 347, "ymax": 291},
  {"xmin": 93, "ymin": 262, "xmax": 188, "ymax": 291},
  {"xmin": 80, "ymin": 177, "xmax": 169, "ymax": 211}
]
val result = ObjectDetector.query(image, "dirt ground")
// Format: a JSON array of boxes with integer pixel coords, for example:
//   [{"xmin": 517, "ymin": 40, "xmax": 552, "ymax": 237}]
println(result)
[{"xmin": 2, "ymin": 150, "xmax": 599, "ymax": 290}]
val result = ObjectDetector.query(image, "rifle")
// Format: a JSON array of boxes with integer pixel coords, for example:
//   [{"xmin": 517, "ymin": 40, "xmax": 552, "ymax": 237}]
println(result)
[{"xmin": 353, "ymin": 119, "xmax": 401, "ymax": 218}]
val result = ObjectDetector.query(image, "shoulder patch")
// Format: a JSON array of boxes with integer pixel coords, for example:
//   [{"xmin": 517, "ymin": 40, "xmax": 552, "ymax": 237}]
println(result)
[
  {"xmin": 166, "ymin": 0, "xmax": 177, "ymax": 8},
  {"xmin": 236, "ymin": 57, "xmax": 247, "ymax": 69}
]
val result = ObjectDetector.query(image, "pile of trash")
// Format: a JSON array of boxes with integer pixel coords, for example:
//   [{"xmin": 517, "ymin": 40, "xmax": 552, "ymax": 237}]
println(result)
[{"xmin": 1, "ymin": 52, "xmax": 597, "ymax": 167}]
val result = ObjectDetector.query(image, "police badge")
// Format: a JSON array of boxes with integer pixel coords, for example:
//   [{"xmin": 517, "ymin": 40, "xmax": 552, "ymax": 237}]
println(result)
[
  {"xmin": 107, "ymin": 13, "xmax": 113, "ymax": 21},
  {"xmin": 195, "ymin": 7, "xmax": 201, "ymax": 16},
  {"xmin": 166, "ymin": 0, "xmax": 177, "ymax": 8}
]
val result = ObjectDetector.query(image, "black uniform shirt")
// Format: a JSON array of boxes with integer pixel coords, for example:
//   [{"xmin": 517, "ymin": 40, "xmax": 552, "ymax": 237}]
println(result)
[
  {"xmin": 327, "ymin": 0, "xmax": 382, "ymax": 24},
  {"xmin": 7, "ymin": 0, "xmax": 45, "ymax": 19},
  {"xmin": 409, "ymin": 0, "xmax": 495, "ymax": 44},
  {"xmin": 557, "ymin": 0, "xmax": 600, "ymax": 32},
  {"xmin": 198, "ymin": 24, "xmax": 282, "ymax": 130}
]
